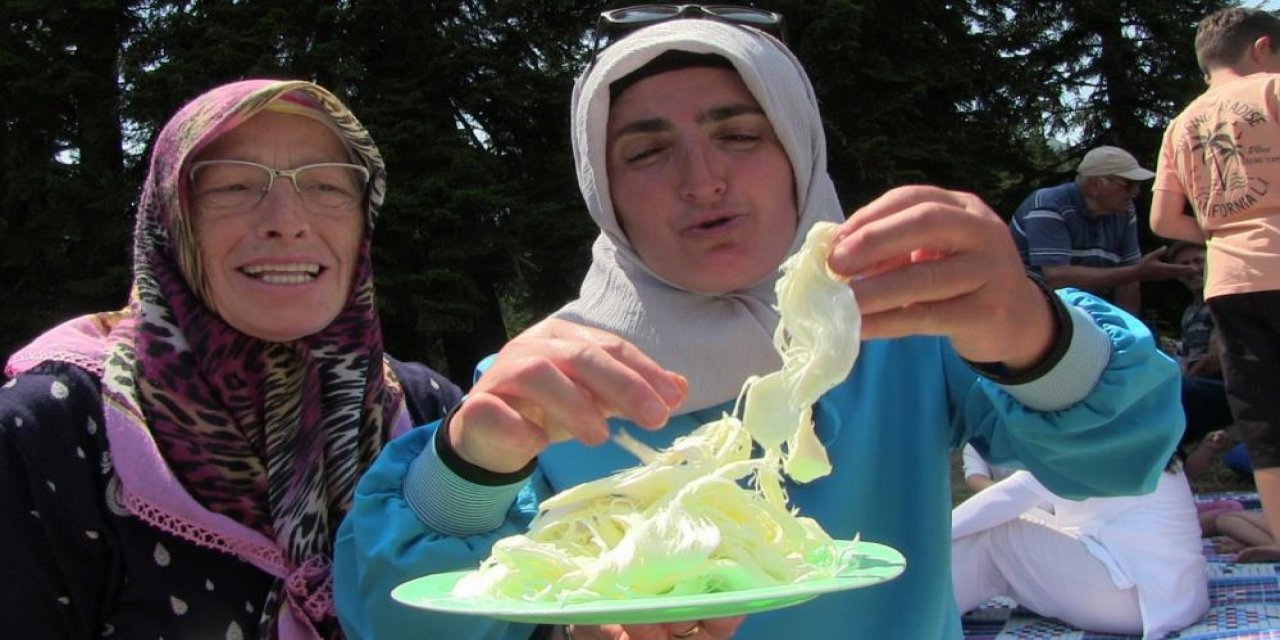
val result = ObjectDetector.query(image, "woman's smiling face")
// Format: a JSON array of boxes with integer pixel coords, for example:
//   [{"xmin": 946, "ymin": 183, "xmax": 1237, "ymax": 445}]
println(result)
[{"xmin": 190, "ymin": 110, "xmax": 365, "ymax": 342}]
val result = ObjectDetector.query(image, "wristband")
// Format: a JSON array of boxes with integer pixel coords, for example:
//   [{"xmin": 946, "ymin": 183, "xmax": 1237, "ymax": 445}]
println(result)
[
  {"xmin": 434, "ymin": 400, "xmax": 538, "ymax": 486},
  {"xmin": 964, "ymin": 271, "xmax": 1073, "ymax": 385}
]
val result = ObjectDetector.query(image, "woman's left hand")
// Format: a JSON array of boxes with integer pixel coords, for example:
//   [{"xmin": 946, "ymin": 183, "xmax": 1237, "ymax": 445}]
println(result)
[
  {"xmin": 827, "ymin": 185, "xmax": 1054, "ymax": 373},
  {"xmin": 565, "ymin": 616, "xmax": 744, "ymax": 639}
]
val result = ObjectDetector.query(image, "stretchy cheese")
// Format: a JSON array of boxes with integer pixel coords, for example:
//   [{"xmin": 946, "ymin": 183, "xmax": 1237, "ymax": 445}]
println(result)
[{"xmin": 453, "ymin": 222, "xmax": 861, "ymax": 602}]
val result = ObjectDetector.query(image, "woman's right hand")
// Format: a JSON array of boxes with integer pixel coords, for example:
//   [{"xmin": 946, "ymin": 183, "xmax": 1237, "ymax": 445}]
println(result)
[
  {"xmin": 565, "ymin": 616, "xmax": 745, "ymax": 639},
  {"xmin": 448, "ymin": 318, "xmax": 688, "ymax": 473}
]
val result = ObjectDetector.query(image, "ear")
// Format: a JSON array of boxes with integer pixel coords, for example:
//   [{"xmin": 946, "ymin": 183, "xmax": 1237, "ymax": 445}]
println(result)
[{"xmin": 1252, "ymin": 36, "xmax": 1273, "ymax": 62}]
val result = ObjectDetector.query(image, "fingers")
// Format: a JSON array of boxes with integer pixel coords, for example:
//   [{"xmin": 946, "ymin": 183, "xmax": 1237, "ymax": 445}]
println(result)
[
  {"xmin": 666, "ymin": 621, "xmax": 702, "ymax": 638},
  {"xmin": 574, "ymin": 623, "xmax": 658, "ymax": 640},
  {"xmin": 1159, "ymin": 263, "xmax": 1201, "ymax": 278},
  {"xmin": 478, "ymin": 321, "xmax": 688, "ymax": 429},
  {"xmin": 527, "ymin": 319, "xmax": 689, "ymax": 411},
  {"xmin": 495, "ymin": 332, "xmax": 684, "ymax": 430},
  {"xmin": 693, "ymin": 615, "xmax": 745, "ymax": 637},
  {"xmin": 825, "ymin": 185, "xmax": 1053, "ymax": 367},
  {"xmin": 588, "ymin": 616, "xmax": 742, "ymax": 639},
  {"xmin": 829, "ymin": 186, "xmax": 994, "ymax": 277},
  {"xmin": 451, "ymin": 319, "xmax": 688, "ymax": 473},
  {"xmin": 845, "ymin": 250, "xmax": 986, "ymax": 320},
  {"xmin": 828, "ymin": 185, "xmax": 1020, "ymax": 326},
  {"xmin": 564, "ymin": 623, "xmax": 617, "ymax": 640}
]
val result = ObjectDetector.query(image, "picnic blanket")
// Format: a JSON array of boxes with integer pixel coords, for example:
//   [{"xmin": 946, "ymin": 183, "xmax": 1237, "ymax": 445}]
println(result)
[{"xmin": 961, "ymin": 492, "xmax": 1280, "ymax": 640}]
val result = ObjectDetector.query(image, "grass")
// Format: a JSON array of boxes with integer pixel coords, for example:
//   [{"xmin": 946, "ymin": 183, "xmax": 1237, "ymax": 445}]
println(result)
[{"xmin": 1192, "ymin": 455, "xmax": 1258, "ymax": 494}]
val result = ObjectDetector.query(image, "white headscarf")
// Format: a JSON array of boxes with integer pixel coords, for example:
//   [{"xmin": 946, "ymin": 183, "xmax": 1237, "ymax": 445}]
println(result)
[{"xmin": 554, "ymin": 20, "xmax": 844, "ymax": 412}]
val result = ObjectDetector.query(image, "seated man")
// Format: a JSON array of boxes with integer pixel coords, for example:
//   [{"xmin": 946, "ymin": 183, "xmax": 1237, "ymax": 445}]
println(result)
[
  {"xmin": 1169, "ymin": 241, "xmax": 1252, "ymax": 475},
  {"xmin": 1170, "ymin": 241, "xmax": 1220, "ymax": 378},
  {"xmin": 1010, "ymin": 146, "xmax": 1195, "ymax": 315}
]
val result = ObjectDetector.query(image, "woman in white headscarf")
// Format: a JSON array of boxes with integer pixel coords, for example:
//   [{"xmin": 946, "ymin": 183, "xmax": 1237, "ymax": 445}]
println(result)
[{"xmin": 336, "ymin": 11, "xmax": 1183, "ymax": 640}]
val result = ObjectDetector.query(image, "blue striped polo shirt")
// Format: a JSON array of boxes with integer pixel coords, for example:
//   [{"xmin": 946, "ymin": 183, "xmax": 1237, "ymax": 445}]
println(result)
[{"xmin": 1010, "ymin": 181, "xmax": 1141, "ymax": 270}]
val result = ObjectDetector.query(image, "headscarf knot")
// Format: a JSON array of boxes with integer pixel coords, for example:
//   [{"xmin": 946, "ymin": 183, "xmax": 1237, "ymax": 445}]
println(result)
[{"xmin": 285, "ymin": 554, "xmax": 335, "ymax": 623}]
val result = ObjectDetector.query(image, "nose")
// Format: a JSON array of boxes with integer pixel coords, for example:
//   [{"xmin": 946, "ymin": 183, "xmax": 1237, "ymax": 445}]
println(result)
[
  {"xmin": 677, "ymin": 140, "xmax": 727, "ymax": 204},
  {"xmin": 255, "ymin": 180, "xmax": 310, "ymax": 239}
]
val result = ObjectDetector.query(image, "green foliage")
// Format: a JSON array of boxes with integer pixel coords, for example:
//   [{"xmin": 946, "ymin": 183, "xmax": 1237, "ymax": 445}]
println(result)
[
  {"xmin": 767, "ymin": 0, "xmax": 1047, "ymax": 214},
  {"xmin": 0, "ymin": 0, "xmax": 135, "ymax": 361},
  {"xmin": 337, "ymin": 1, "xmax": 599, "ymax": 382},
  {"xmin": 0, "ymin": 0, "xmax": 1239, "ymax": 381}
]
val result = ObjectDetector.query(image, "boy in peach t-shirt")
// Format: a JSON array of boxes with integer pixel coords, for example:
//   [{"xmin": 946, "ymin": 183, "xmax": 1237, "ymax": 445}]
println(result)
[{"xmin": 1152, "ymin": 7, "xmax": 1280, "ymax": 562}]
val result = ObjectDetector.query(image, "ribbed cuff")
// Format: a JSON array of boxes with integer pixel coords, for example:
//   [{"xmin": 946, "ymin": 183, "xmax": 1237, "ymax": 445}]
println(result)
[
  {"xmin": 434, "ymin": 403, "xmax": 538, "ymax": 486},
  {"xmin": 403, "ymin": 418, "xmax": 531, "ymax": 536},
  {"xmin": 965, "ymin": 273, "xmax": 1072, "ymax": 385},
  {"xmin": 997, "ymin": 304, "xmax": 1112, "ymax": 411}
]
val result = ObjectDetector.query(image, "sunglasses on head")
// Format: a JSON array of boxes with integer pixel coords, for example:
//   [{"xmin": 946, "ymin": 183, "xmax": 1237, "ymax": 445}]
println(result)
[{"xmin": 593, "ymin": 4, "xmax": 787, "ymax": 52}]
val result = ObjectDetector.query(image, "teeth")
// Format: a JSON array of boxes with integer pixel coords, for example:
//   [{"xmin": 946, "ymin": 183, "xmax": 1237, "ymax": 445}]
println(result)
[
  {"xmin": 241, "ymin": 263, "xmax": 322, "ymax": 285},
  {"xmin": 260, "ymin": 273, "xmax": 315, "ymax": 285},
  {"xmin": 242, "ymin": 263, "xmax": 321, "ymax": 275}
]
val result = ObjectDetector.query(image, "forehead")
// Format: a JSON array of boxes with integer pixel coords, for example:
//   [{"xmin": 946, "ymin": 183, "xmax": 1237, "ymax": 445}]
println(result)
[
  {"xmin": 195, "ymin": 110, "xmax": 347, "ymax": 161},
  {"xmin": 607, "ymin": 66, "xmax": 761, "ymax": 128}
]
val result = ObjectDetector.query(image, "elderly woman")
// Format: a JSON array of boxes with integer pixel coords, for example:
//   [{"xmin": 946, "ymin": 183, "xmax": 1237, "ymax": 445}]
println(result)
[
  {"xmin": 0, "ymin": 80, "xmax": 461, "ymax": 638},
  {"xmin": 336, "ymin": 8, "xmax": 1183, "ymax": 640}
]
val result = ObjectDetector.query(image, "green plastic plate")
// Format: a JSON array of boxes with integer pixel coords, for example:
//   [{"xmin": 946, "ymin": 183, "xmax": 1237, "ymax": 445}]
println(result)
[{"xmin": 390, "ymin": 539, "xmax": 905, "ymax": 625}]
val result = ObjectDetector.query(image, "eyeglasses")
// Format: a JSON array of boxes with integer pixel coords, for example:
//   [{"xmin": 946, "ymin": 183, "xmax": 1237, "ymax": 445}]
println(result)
[
  {"xmin": 189, "ymin": 160, "xmax": 370, "ymax": 214},
  {"xmin": 593, "ymin": 4, "xmax": 786, "ymax": 52},
  {"xmin": 1101, "ymin": 176, "xmax": 1141, "ymax": 193}
]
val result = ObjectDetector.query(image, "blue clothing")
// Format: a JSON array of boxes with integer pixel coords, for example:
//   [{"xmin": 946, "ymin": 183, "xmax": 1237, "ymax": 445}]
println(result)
[
  {"xmin": 1179, "ymin": 299, "xmax": 1215, "ymax": 371},
  {"xmin": 1224, "ymin": 442, "xmax": 1254, "ymax": 477},
  {"xmin": 1010, "ymin": 183, "xmax": 1142, "ymax": 285},
  {"xmin": 1178, "ymin": 300, "xmax": 1227, "ymax": 447},
  {"xmin": 334, "ymin": 291, "xmax": 1183, "ymax": 640},
  {"xmin": 1182, "ymin": 375, "xmax": 1232, "ymax": 446}
]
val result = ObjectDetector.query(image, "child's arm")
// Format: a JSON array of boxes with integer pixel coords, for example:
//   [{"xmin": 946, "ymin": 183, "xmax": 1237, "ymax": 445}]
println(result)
[
  {"xmin": 1151, "ymin": 189, "xmax": 1206, "ymax": 243},
  {"xmin": 952, "ymin": 470, "xmax": 1053, "ymax": 539}
]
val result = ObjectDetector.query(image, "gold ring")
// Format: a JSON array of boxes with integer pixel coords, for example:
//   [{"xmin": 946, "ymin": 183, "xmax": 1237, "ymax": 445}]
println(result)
[{"xmin": 672, "ymin": 623, "xmax": 702, "ymax": 639}]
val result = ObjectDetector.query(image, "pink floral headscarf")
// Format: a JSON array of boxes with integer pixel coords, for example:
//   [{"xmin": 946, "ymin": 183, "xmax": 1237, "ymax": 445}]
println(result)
[{"xmin": 8, "ymin": 79, "xmax": 402, "ymax": 639}]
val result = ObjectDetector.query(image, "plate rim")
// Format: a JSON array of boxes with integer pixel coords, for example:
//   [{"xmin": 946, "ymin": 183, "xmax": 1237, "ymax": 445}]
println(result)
[{"xmin": 390, "ymin": 539, "xmax": 905, "ymax": 625}]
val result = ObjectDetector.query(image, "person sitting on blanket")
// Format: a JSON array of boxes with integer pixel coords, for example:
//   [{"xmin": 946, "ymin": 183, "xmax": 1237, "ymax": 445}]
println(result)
[
  {"xmin": 952, "ymin": 465, "xmax": 1208, "ymax": 639},
  {"xmin": 1183, "ymin": 429, "xmax": 1246, "ymax": 536},
  {"xmin": 1216, "ymin": 510, "xmax": 1278, "ymax": 559}
]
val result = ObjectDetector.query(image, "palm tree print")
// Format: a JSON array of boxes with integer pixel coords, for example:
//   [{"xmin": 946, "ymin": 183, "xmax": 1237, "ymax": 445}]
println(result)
[{"xmin": 1190, "ymin": 121, "xmax": 1239, "ymax": 193}]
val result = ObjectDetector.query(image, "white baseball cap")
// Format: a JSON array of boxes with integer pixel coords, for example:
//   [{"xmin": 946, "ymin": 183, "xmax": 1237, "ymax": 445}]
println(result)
[{"xmin": 1076, "ymin": 146, "xmax": 1155, "ymax": 180}]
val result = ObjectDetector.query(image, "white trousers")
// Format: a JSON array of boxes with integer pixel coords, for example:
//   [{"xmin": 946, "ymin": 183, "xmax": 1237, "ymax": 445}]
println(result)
[{"xmin": 952, "ymin": 514, "xmax": 1144, "ymax": 636}]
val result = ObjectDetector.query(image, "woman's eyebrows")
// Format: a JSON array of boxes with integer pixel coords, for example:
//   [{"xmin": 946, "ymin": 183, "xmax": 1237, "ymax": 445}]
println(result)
[{"xmin": 613, "ymin": 103, "xmax": 766, "ymax": 138}]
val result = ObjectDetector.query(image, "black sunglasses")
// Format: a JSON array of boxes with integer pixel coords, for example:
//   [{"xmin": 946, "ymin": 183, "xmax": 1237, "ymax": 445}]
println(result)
[{"xmin": 593, "ymin": 4, "xmax": 787, "ymax": 52}]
